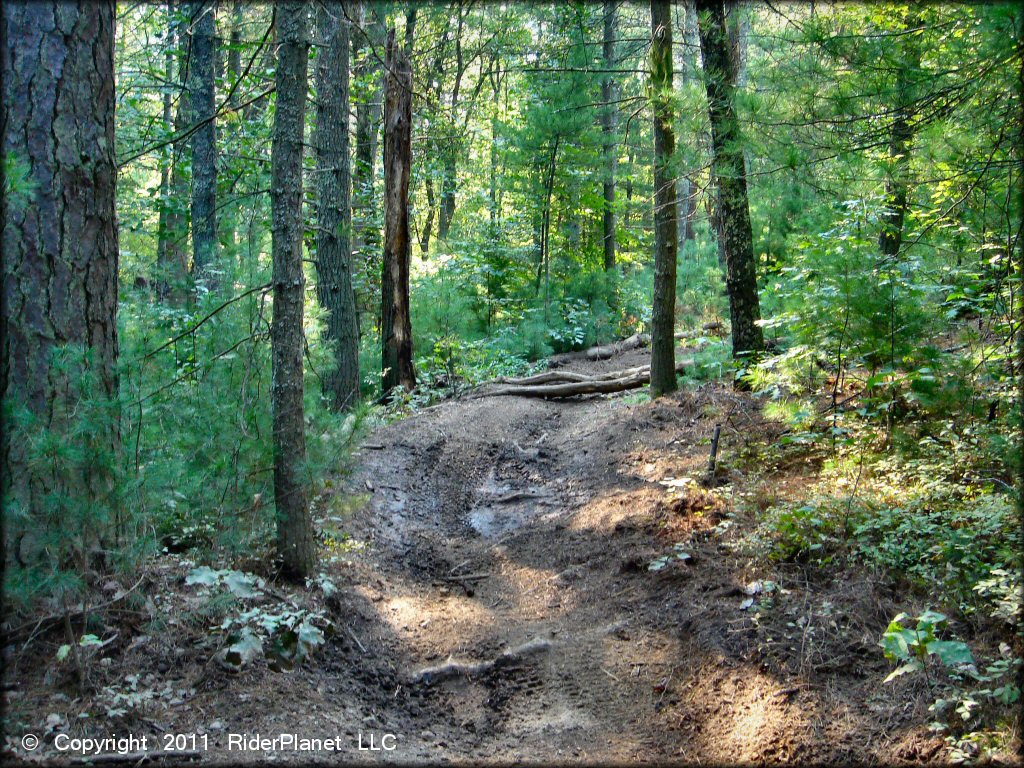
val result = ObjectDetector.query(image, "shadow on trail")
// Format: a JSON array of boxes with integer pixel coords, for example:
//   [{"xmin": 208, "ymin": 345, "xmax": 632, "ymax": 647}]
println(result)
[{"xmin": 336, "ymin": 384, "xmax": 933, "ymax": 764}]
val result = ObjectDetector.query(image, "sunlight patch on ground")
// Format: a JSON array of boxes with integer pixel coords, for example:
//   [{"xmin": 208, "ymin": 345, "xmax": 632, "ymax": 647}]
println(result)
[
  {"xmin": 567, "ymin": 488, "xmax": 662, "ymax": 534},
  {"xmin": 374, "ymin": 593, "xmax": 494, "ymax": 643}
]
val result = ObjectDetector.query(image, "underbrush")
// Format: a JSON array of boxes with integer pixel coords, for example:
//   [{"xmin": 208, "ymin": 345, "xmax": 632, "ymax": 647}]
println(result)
[
  {"xmin": 3, "ymin": 271, "xmax": 366, "ymax": 623},
  {"xmin": 734, "ymin": 320, "xmax": 1021, "ymax": 761}
]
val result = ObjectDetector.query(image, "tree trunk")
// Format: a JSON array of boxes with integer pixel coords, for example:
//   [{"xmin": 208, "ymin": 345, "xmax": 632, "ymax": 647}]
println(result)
[
  {"xmin": 271, "ymin": 0, "xmax": 315, "ymax": 580},
  {"xmin": 314, "ymin": 3, "xmax": 360, "ymax": 412},
  {"xmin": 222, "ymin": 0, "xmax": 244, "ymax": 253},
  {"xmin": 879, "ymin": 30, "xmax": 920, "ymax": 257},
  {"xmin": 678, "ymin": 0, "xmax": 700, "ymax": 244},
  {"xmin": 438, "ymin": 150, "xmax": 457, "ymax": 240},
  {"xmin": 602, "ymin": 0, "xmax": 617, "ymax": 271},
  {"xmin": 697, "ymin": 0, "xmax": 763, "ymax": 363},
  {"xmin": 420, "ymin": 176, "xmax": 436, "ymax": 255},
  {"xmin": 187, "ymin": 1, "xmax": 218, "ymax": 289},
  {"xmin": 2, "ymin": 1, "xmax": 120, "ymax": 568},
  {"xmin": 156, "ymin": 2, "xmax": 176, "ymax": 300},
  {"xmin": 165, "ymin": 1, "xmax": 191, "ymax": 302},
  {"xmin": 381, "ymin": 28, "xmax": 416, "ymax": 397},
  {"xmin": 353, "ymin": 2, "xmax": 384, "ymax": 266},
  {"xmin": 649, "ymin": 0, "xmax": 679, "ymax": 397}
]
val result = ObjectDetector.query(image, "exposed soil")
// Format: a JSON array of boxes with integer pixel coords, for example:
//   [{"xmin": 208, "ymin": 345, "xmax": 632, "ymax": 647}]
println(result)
[{"xmin": 6, "ymin": 347, "xmax": 961, "ymax": 765}]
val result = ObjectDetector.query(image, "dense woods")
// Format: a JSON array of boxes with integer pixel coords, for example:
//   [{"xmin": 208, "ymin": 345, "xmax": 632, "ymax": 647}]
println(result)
[{"xmin": 2, "ymin": 1, "xmax": 1021, "ymax": 762}]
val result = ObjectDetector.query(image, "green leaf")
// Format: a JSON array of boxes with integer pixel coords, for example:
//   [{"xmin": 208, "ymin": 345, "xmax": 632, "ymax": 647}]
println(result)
[
  {"xmin": 296, "ymin": 619, "xmax": 326, "ymax": 660},
  {"xmin": 221, "ymin": 629, "xmax": 263, "ymax": 670},
  {"xmin": 224, "ymin": 571, "xmax": 263, "ymax": 599},
  {"xmin": 56, "ymin": 645, "xmax": 71, "ymax": 662},
  {"xmin": 916, "ymin": 609, "xmax": 947, "ymax": 631},
  {"xmin": 926, "ymin": 640, "xmax": 974, "ymax": 666},
  {"xmin": 185, "ymin": 566, "xmax": 222, "ymax": 587}
]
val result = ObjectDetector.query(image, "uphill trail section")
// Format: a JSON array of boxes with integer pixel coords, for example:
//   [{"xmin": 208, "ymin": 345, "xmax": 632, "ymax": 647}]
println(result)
[
  {"xmin": 301, "ymin": 346, "xmax": 943, "ymax": 765},
  {"xmin": 3, "ymin": 349, "xmax": 946, "ymax": 766}
]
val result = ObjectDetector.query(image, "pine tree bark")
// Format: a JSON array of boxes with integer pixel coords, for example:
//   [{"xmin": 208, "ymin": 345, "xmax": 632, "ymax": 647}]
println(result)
[
  {"xmin": 157, "ymin": 2, "xmax": 176, "ymax": 299},
  {"xmin": 697, "ymin": 0, "xmax": 763, "ymax": 362},
  {"xmin": 313, "ymin": 3, "xmax": 360, "ymax": 412},
  {"xmin": 649, "ymin": 0, "xmax": 679, "ymax": 397},
  {"xmin": 602, "ymin": 0, "xmax": 618, "ymax": 271},
  {"xmin": 187, "ymin": 1, "xmax": 218, "ymax": 289},
  {"xmin": 271, "ymin": 0, "xmax": 315, "ymax": 579},
  {"xmin": 163, "ymin": 1, "xmax": 191, "ymax": 302},
  {"xmin": 2, "ymin": 1, "xmax": 120, "ymax": 565},
  {"xmin": 353, "ymin": 1, "xmax": 385, "ymax": 265},
  {"xmin": 381, "ymin": 28, "xmax": 416, "ymax": 398},
  {"xmin": 222, "ymin": 0, "xmax": 244, "ymax": 253},
  {"xmin": 678, "ymin": 0, "xmax": 700, "ymax": 244},
  {"xmin": 879, "ymin": 24, "xmax": 920, "ymax": 257}
]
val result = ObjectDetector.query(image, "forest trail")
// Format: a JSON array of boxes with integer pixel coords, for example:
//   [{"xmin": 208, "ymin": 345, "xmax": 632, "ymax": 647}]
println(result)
[
  {"xmin": 298, "ymin": 346, "xmax": 941, "ymax": 765},
  {"xmin": 6, "ymin": 347, "xmax": 948, "ymax": 766}
]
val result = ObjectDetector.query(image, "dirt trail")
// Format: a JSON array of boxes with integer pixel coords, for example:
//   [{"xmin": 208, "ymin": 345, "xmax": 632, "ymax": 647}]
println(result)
[
  {"xmin": 6, "ymin": 349, "xmax": 944, "ymax": 766},
  {"xmin": 306, "ymin": 348, "xmax": 940, "ymax": 765}
]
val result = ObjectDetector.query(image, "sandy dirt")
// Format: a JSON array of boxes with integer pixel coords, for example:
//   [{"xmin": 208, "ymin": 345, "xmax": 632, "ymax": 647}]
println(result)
[{"xmin": 6, "ymin": 347, "xmax": 955, "ymax": 765}]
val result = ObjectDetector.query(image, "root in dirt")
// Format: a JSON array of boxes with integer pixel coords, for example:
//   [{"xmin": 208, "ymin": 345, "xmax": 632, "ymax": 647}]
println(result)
[{"xmin": 411, "ymin": 638, "xmax": 553, "ymax": 685}]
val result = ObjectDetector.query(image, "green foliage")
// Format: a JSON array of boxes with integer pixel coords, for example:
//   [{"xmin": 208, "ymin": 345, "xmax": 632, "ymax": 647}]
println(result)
[
  {"xmin": 880, "ymin": 609, "xmax": 974, "ymax": 683},
  {"xmin": 3, "ymin": 345, "xmax": 136, "ymax": 612},
  {"xmin": 185, "ymin": 564, "xmax": 331, "ymax": 671},
  {"xmin": 879, "ymin": 610, "xmax": 1021, "ymax": 761}
]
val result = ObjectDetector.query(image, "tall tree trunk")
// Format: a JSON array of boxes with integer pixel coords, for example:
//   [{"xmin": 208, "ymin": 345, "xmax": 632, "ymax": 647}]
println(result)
[
  {"xmin": 165, "ymin": 2, "xmax": 191, "ymax": 301},
  {"xmin": 624, "ymin": 146, "xmax": 635, "ymax": 227},
  {"xmin": 222, "ymin": 0, "xmax": 244, "ymax": 253},
  {"xmin": 649, "ymin": 0, "xmax": 679, "ymax": 397},
  {"xmin": 271, "ymin": 0, "xmax": 315, "ymax": 579},
  {"xmin": 381, "ymin": 28, "xmax": 416, "ymax": 397},
  {"xmin": 602, "ymin": 0, "xmax": 618, "ymax": 271},
  {"xmin": 2, "ymin": 1, "xmax": 120, "ymax": 568},
  {"xmin": 678, "ymin": 0, "xmax": 700, "ymax": 244},
  {"xmin": 697, "ymin": 0, "xmax": 763, "ymax": 362},
  {"xmin": 353, "ymin": 2, "xmax": 384, "ymax": 266},
  {"xmin": 314, "ymin": 3, "xmax": 360, "ymax": 412},
  {"xmin": 437, "ymin": 6, "xmax": 467, "ymax": 241},
  {"xmin": 187, "ymin": 1, "xmax": 219, "ymax": 289},
  {"xmin": 879, "ymin": 28, "xmax": 920, "ymax": 257},
  {"xmin": 157, "ymin": 2, "xmax": 176, "ymax": 299}
]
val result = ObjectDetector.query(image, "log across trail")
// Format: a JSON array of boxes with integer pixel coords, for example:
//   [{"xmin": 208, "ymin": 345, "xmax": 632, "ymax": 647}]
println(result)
[{"xmin": 475, "ymin": 359, "xmax": 690, "ymax": 399}]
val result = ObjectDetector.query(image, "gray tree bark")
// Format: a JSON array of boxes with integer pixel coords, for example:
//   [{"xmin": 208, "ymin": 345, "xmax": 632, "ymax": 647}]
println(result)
[
  {"xmin": 381, "ymin": 28, "xmax": 416, "ymax": 397},
  {"xmin": 314, "ymin": 3, "xmax": 360, "ymax": 411},
  {"xmin": 163, "ymin": 1, "xmax": 191, "ymax": 302},
  {"xmin": 602, "ymin": 0, "xmax": 618, "ymax": 271},
  {"xmin": 2, "ymin": 1, "xmax": 120, "ymax": 567},
  {"xmin": 187, "ymin": 1, "xmax": 219, "ymax": 289},
  {"xmin": 353, "ymin": 1, "xmax": 385, "ymax": 269},
  {"xmin": 271, "ymin": 0, "xmax": 315, "ymax": 579},
  {"xmin": 222, "ymin": 0, "xmax": 244, "ymax": 253},
  {"xmin": 697, "ymin": 0, "xmax": 764, "ymax": 363},
  {"xmin": 649, "ymin": 0, "xmax": 680, "ymax": 397},
  {"xmin": 879, "ymin": 23, "xmax": 920, "ymax": 257},
  {"xmin": 157, "ymin": 2, "xmax": 177, "ymax": 299}
]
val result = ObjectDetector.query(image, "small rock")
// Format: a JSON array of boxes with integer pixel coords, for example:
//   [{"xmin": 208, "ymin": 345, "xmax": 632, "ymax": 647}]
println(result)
[{"xmin": 420, "ymin": 730, "xmax": 434, "ymax": 740}]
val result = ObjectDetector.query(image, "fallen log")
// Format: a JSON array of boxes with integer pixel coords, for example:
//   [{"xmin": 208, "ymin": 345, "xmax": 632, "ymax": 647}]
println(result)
[
  {"xmin": 479, "ymin": 360, "xmax": 689, "ymax": 399},
  {"xmin": 585, "ymin": 332, "xmax": 650, "ymax": 360},
  {"xmin": 494, "ymin": 369, "xmax": 596, "ymax": 386},
  {"xmin": 495, "ymin": 364, "xmax": 653, "ymax": 387}
]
